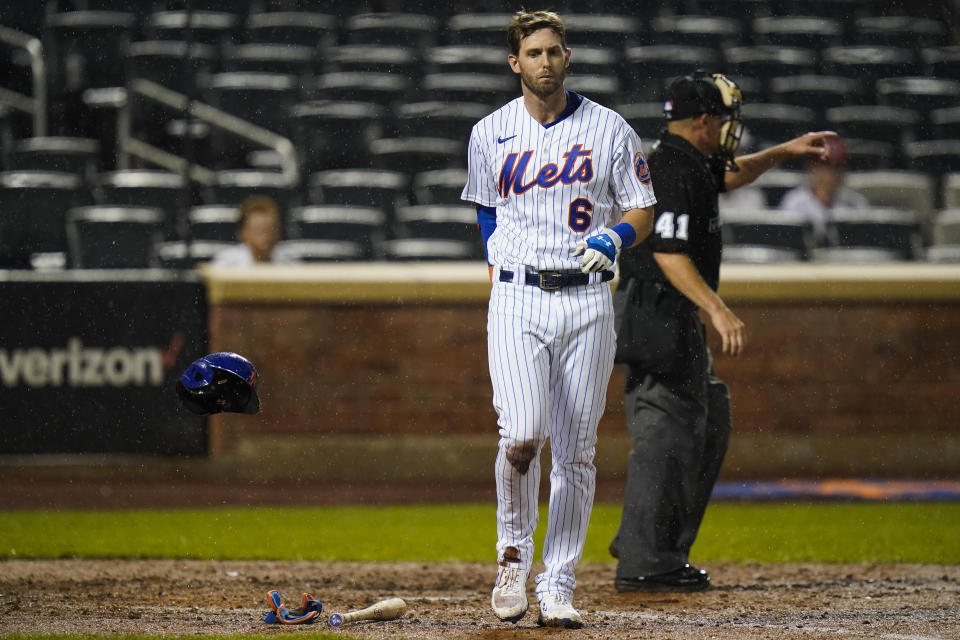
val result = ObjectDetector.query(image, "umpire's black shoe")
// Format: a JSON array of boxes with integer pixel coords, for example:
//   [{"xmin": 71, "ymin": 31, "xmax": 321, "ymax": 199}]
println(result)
[{"xmin": 615, "ymin": 564, "xmax": 710, "ymax": 593}]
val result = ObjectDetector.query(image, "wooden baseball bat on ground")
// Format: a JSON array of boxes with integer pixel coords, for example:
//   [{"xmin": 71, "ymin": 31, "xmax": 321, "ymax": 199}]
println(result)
[{"xmin": 328, "ymin": 597, "xmax": 407, "ymax": 626}]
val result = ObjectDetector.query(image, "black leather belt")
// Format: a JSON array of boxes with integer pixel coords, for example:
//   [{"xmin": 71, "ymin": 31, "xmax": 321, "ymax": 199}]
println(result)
[{"xmin": 499, "ymin": 268, "xmax": 614, "ymax": 290}]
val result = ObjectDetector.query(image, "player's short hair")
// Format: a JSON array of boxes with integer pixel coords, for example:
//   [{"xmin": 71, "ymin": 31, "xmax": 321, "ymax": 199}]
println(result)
[
  {"xmin": 237, "ymin": 195, "xmax": 280, "ymax": 231},
  {"xmin": 507, "ymin": 10, "xmax": 566, "ymax": 56}
]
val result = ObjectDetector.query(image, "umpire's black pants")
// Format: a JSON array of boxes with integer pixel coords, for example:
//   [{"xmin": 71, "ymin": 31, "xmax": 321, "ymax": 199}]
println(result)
[{"xmin": 614, "ymin": 311, "xmax": 732, "ymax": 578}]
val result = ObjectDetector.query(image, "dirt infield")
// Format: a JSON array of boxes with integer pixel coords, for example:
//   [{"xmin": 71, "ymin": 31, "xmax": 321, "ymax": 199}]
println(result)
[{"xmin": 2, "ymin": 559, "xmax": 958, "ymax": 639}]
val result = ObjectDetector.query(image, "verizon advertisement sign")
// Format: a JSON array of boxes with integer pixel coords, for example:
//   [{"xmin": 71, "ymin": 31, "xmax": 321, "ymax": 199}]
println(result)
[{"xmin": 0, "ymin": 277, "xmax": 207, "ymax": 454}]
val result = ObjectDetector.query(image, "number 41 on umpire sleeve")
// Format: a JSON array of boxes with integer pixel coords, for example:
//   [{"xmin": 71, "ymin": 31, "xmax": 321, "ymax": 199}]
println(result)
[{"xmin": 654, "ymin": 212, "xmax": 689, "ymax": 240}]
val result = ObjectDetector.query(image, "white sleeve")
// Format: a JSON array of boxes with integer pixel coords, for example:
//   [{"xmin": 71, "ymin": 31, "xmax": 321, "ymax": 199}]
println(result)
[
  {"xmin": 460, "ymin": 123, "xmax": 499, "ymax": 208},
  {"xmin": 610, "ymin": 126, "xmax": 657, "ymax": 212}
]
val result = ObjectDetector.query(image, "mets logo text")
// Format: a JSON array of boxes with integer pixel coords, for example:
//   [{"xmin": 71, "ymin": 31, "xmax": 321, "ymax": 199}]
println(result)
[
  {"xmin": 634, "ymin": 151, "xmax": 652, "ymax": 185},
  {"xmin": 498, "ymin": 144, "xmax": 593, "ymax": 197}
]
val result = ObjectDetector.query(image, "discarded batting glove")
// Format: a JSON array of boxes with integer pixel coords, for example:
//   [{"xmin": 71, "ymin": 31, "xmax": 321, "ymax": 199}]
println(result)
[{"xmin": 263, "ymin": 589, "xmax": 323, "ymax": 624}]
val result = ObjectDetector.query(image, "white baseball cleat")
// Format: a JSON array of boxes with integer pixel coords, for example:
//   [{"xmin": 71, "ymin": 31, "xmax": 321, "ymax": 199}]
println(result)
[
  {"xmin": 537, "ymin": 592, "xmax": 583, "ymax": 628},
  {"xmin": 491, "ymin": 564, "xmax": 528, "ymax": 622}
]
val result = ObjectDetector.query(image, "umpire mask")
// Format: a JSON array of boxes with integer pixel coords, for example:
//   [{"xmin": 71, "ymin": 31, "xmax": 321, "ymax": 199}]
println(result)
[{"xmin": 664, "ymin": 71, "xmax": 744, "ymax": 171}]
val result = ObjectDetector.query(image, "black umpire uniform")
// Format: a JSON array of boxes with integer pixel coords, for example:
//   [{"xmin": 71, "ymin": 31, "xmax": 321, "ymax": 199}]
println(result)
[{"xmin": 611, "ymin": 76, "xmax": 736, "ymax": 591}]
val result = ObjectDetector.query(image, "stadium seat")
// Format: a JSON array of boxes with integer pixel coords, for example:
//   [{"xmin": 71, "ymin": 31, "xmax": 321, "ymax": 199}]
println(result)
[
  {"xmin": 563, "ymin": 14, "xmax": 642, "ymax": 49},
  {"xmin": 7, "ymin": 137, "xmax": 99, "ymax": 180},
  {"xmin": 445, "ymin": 13, "xmax": 514, "ymax": 47},
  {"xmin": 925, "ymin": 244, "xmax": 960, "ymax": 263},
  {"xmin": 567, "ymin": 46, "xmax": 619, "ymax": 77},
  {"xmin": 931, "ymin": 208, "xmax": 960, "ymax": 246},
  {"xmin": 696, "ymin": 0, "xmax": 776, "ymax": 19},
  {"xmin": 621, "ymin": 46, "xmax": 722, "ymax": 102},
  {"xmin": 921, "ymin": 46, "xmax": 960, "ymax": 78},
  {"xmin": 904, "ymin": 140, "xmax": 960, "ymax": 182},
  {"xmin": 721, "ymin": 208, "xmax": 814, "ymax": 258},
  {"xmin": 394, "ymin": 204, "xmax": 479, "ymax": 245},
  {"xmin": 724, "ymin": 47, "xmax": 818, "ymax": 98},
  {"xmin": 125, "ymin": 40, "xmax": 219, "ymax": 97},
  {"xmin": 844, "ymin": 170, "xmax": 936, "ymax": 223},
  {"xmin": 325, "ymin": 45, "xmax": 420, "ymax": 77},
  {"xmin": 96, "ymin": 170, "xmax": 189, "ymax": 238},
  {"xmin": 564, "ymin": 75, "xmax": 620, "ymax": 105},
  {"xmin": 876, "ymin": 78, "xmax": 960, "ymax": 128},
  {"xmin": 751, "ymin": 169, "xmax": 806, "ymax": 208},
  {"xmin": 290, "ymin": 100, "xmax": 387, "ymax": 173},
  {"xmin": 344, "ymin": 13, "xmax": 439, "ymax": 50},
  {"xmin": 651, "ymin": 15, "xmax": 743, "ymax": 50},
  {"xmin": 394, "ymin": 101, "xmax": 489, "ymax": 141},
  {"xmin": 852, "ymin": 16, "xmax": 948, "ymax": 49},
  {"xmin": 65, "ymin": 206, "xmax": 165, "ymax": 269},
  {"xmin": 614, "ymin": 102, "xmax": 665, "ymax": 141},
  {"xmin": 930, "ymin": 107, "xmax": 960, "ymax": 140},
  {"xmin": 825, "ymin": 106, "xmax": 920, "ymax": 146},
  {"xmin": 204, "ymin": 170, "xmax": 298, "ymax": 214},
  {"xmin": 381, "ymin": 237, "xmax": 476, "ymax": 261},
  {"xmin": 0, "ymin": 170, "xmax": 93, "ymax": 268},
  {"xmin": 412, "ymin": 169, "xmax": 469, "ymax": 205},
  {"xmin": 769, "ymin": 76, "xmax": 868, "ymax": 126},
  {"xmin": 826, "ymin": 207, "xmax": 922, "ymax": 260},
  {"xmin": 821, "ymin": 46, "xmax": 920, "ymax": 83},
  {"xmin": 370, "ymin": 137, "xmax": 463, "ymax": 174},
  {"xmin": 842, "ymin": 139, "xmax": 899, "ymax": 171},
  {"xmin": 741, "ymin": 104, "xmax": 817, "ymax": 148},
  {"xmin": 308, "ymin": 169, "xmax": 409, "ymax": 216},
  {"xmin": 222, "ymin": 43, "xmax": 316, "ymax": 78},
  {"xmin": 43, "ymin": 10, "xmax": 136, "ymax": 91},
  {"xmin": 244, "ymin": 11, "xmax": 338, "ymax": 49},
  {"xmin": 144, "ymin": 11, "xmax": 239, "ymax": 46},
  {"xmin": 427, "ymin": 45, "xmax": 507, "ymax": 75},
  {"xmin": 288, "ymin": 205, "xmax": 388, "ymax": 259},
  {"xmin": 156, "ymin": 239, "xmax": 234, "ymax": 269},
  {"xmin": 315, "ymin": 72, "xmax": 412, "ymax": 108},
  {"xmin": 273, "ymin": 239, "xmax": 367, "ymax": 262},
  {"xmin": 810, "ymin": 246, "xmax": 908, "ymax": 263},
  {"xmin": 722, "ymin": 245, "xmax": 805, "ymax": 264},
  {"xmin": 778, "ymin": 0, "xmax": 872, "ymax": 18},
  {"xmin": 188, "ymin": 205, "xmax": 240, "ymax": 242},
  {"xmin": 943, "ymin": 173, "xmax": 960, "ymax": 208},
  {"xmin": 752, "ymin": 16, "xmax": 844, "ymax": 50},
  {"xmin": 204, "ymin": 72, "xmax": 301, "ymax": 135},
  {"xmin": 421, "ymin": 73, "xmax": 515, "ymax": 106}
]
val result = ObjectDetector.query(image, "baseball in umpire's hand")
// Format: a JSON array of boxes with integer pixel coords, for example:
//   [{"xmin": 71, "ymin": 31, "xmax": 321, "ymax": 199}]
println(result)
[{"xmin": 573, "ymin": 232, "xmax": 621, "ymax": 273}]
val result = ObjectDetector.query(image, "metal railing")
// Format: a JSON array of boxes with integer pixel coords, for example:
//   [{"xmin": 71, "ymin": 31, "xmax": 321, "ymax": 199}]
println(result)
[
  {"xmin": 0, "ymin": 25, "xmax": 46, "ymax": 136},
  {"xmin": 118, "ymin": 78, "xmax": 299, "ymax": 187}
]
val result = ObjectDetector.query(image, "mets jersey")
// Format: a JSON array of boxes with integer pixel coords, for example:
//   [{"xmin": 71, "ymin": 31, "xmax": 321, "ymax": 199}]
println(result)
[{"xmin": 461, "ymin": 91, "xmax": 657, "ymax": 269}]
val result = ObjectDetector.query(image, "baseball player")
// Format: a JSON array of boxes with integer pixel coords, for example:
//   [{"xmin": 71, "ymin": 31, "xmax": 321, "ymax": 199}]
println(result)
[
  {"xmin": 611, "ymin": 72, "xmax": 838, "ymax": 592},
  {"xmin": 460, "ymin": 10, "xmax": 655, "ymax": 628}
]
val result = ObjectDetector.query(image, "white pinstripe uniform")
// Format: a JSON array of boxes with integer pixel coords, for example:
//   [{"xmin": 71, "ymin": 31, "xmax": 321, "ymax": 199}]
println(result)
[{"xmin": 461, "ymin": 92, "xmax": 656, "ymax": 599}]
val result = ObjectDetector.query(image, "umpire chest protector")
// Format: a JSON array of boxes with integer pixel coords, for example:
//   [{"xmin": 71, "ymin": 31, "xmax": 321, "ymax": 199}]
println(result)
[{"xmin": 621, "ymin": 132, "xmax": 727, "ymax": 292}]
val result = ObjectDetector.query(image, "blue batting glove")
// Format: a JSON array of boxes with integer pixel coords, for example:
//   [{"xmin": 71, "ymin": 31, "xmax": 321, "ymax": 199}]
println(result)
[{"xmin": 573, "ymin": 230, "xmax": 623, "ymax": 273}]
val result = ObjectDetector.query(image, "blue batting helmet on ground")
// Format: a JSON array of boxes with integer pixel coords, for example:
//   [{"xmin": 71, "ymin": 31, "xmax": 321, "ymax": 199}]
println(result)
[{"xmin": 176, "ymin": 352, "xmax": 260, "ymax": 415}]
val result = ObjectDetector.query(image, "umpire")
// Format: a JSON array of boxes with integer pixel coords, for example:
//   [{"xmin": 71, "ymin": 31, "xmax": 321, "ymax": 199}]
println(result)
[{"xmin": 611, "ymin": 71, "xmax": 838, "ymax": 592}]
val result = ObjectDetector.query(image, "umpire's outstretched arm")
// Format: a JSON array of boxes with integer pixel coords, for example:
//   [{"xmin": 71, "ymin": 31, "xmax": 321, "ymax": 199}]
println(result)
[{"xmin": 725, "ymin": 131, "xmax": 839, "ymax": 192}]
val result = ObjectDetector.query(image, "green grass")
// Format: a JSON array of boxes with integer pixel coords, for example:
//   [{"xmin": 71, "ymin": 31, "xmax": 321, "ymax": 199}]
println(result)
[{"xmin": 1, "ymin": 502, "xmax": 958, "ymax": 564}]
